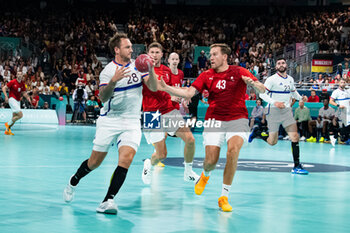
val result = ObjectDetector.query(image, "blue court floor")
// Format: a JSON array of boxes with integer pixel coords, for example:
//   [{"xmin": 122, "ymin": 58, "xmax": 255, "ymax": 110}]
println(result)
[{"xmin": 1, "ymin": 124, "xmax": 350, "ymax": 233}]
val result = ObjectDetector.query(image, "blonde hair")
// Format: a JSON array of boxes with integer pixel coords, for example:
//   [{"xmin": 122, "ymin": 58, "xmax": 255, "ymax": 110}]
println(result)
[
  {"xmin": 210, "ymin": 43, "xmax": 231, "ymax": 56},
  {"xmin": 147, "ymin": 42, "xmax": 163, "ymax": 52}
]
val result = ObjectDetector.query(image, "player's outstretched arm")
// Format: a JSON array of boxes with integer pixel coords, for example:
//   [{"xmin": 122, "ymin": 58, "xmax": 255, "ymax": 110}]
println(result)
[
  {"xmin": 242, "ymin": 76, "xmax": 265, "ymax": 94},
  {"xmin": 143, "ymin": 66, "xmax": 158, "ymax": 92},
  {"xmin": 158, "ymin": 76, "xmax": 197, "ymax": 99}
]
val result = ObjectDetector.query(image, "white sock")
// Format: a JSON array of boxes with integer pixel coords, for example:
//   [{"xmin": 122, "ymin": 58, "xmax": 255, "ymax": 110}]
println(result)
[
  {"xmin": 221, "ymin": 184, "xmax": 231, "ymax": 197},
  {"xmin": 184, "ymin": 162, "xmax": 193, "ymax": 172},
  {"xmin": 330, "ymin": 135, "xmax": 335, "ymax": 140},
  {"xmin": 8, "ymin": 120, "xmax": 13, "ymax": 126},
  {"xmin": 204, "ymin": 170, "xmax": 211, "ymax": 177}
]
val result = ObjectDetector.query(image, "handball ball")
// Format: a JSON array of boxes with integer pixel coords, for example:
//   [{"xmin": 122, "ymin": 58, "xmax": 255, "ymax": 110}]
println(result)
[
  {"xmin": 135, "ymin": 54, "xmax": 153, "ymax": 72},
  {"xmin": 59, "ymin": 96, "xmax": 64, "ymax": 101}
]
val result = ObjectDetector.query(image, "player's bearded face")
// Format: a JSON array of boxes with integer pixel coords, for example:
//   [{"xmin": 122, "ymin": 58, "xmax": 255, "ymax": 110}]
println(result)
[
  {"xmin": 276, "ymin": 61, "xmax": 287, "ymax": 73},
  {"xmin": 340, "ymin": 80, "xmax": 346, "ymax": 88},
  {"xmin": 118, "ymin": 39, "xmax": 133, "ymax": 62},
  {"xmin": 148, "ymin": 48, "xmax": 163, "ymax": 66}
]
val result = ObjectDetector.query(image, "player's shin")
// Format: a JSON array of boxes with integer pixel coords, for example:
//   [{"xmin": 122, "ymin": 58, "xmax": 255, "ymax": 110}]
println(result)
[
  {"xmin": 103, "ymin": 166, "xmax": 128, "ymax": 202},
  {"xmin": 70, "ymin": 159, "xmax": 92, "ymax": 186},
  {"xmin": 291, "ymin": 142, "xmax": 300, "ymax": 167}
]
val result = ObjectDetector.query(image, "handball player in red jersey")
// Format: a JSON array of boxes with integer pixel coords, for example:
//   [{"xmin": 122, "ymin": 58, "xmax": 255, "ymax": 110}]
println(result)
[
  {"xmin": 158, "ymin": 43, "xmax": 265, "ymax": 212},
  {"xmin": 2, "ymin": 71, "xmax": 32, "ymax": 135},
  {"xmin": 142, "ymin": 42, "xmax": 199, "ymax": 185}
]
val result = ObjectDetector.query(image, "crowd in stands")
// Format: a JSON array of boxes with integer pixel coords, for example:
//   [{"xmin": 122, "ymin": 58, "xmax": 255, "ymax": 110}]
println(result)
[{"xmin": 1, "ymin": 3, "xmax": 350, "ymax": 112}]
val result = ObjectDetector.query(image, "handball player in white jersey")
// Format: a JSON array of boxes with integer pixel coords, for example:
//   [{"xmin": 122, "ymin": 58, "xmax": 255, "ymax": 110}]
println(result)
[
  {"xmin": 329, "ymin": 78, "xmax": 350, "ymax": 145},
  {"xmin": 249, "ymin": 58, "xmax": 308, "ymax": 175},
  {"xmin": 63, "ymin": 33, "xmax": 158, "ymax": 214}
]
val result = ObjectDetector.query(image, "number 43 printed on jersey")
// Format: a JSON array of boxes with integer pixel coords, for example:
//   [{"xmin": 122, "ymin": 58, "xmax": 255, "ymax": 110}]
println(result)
[{"xmin": 216, "ymin": 80, "xmax": 226, "ymax": 90}]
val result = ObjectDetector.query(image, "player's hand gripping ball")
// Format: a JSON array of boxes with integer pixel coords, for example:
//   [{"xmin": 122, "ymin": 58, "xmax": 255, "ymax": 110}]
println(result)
[{"xmin": 135, "ymin": 54, "xmax": 153, "ymax": 72}]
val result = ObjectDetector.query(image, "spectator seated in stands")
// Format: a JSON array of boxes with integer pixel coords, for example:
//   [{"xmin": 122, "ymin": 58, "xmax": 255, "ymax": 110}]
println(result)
[
  {"xmin": 31, "ymin": 87, "xmax": 40, "ymax": 109},
  {"xmin": 316, "ymin": 73, "xmax": 324, "ymax": 84},
  {"xmin": 319, "ymin": 89, "xmax": 330, "ymax": 102},
  {"xmin": 42, "ymin": 102, "xmax": 49, "ymax": 109},
  {"xmin": 308, "ymin": 90, "xmax": 320, "ymax": 102},
  {"xmin": 86, "ymin": 95, "xmax": 100, "ymax": 118},
  {"xmin": 294, "ymin": 100, "xmax": 311, "ymax": 141},
  {"xmin": 249, "ymin": 99, "xmax": 264, "ymax": 129},
  {"xmin": 306, "ymin": 99, "xmax": 335, "ymax": 143},
  {"xmin": 197, "ymin": 50, "xmax": 208, "ymax": 74},
  {"xmin": 59, "ymin": 82, "xmax": 70, "ymax": 105},
  {"xmin": 249, "ymin": 89, "xmax": 257, "ymax": 100}
]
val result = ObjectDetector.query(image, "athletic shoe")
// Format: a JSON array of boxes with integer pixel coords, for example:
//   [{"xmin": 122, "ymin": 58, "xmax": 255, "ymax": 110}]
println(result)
[
  {"xmin": 248, "ymin": 127, "xmax": 259, "ymax": 143},
  {"xmin": 306, "ymin": 136, "xmax": 316, "ymax": 143},
  {"xmin": 291, "ymin": 164, "xmax": 309, "ymax": 175},
  {"xmin": 63, "ymin": 176, "xmax": 76, "ymax": 203},
  {"xmin": 345, "ymin": 139, "xmax": 350, "ymax": 145},
  {"xmin": 4, "ymin": 130, "xmax": 14, "ymax": 135},
  {"xmin": 319, "ymin": 137, "xmax": 325, "ymax": 143},
  {"xmin": 184, "ymin": 169, "xmax": 200, "ymax": 182},
  {"xmin": 96, "ymin": 199, "xmax": 118, "ymax": 215},
  {"xmin": 261, "ymin": 132, "xmax": 269, "ymax": 137},
  {"xmin": 156, "ymin": 162, "xmax": 165, "ymax": 167},
  {"xmin": 283, "ymin": 135, "xmax": 290, "ymax": 140},
  {"xmin": 218, "ymin": 196, "xmax": 233, "ymax": 212},
  {"xmin": 330, "ymin": 136, "xmax": 337, "ymax": 147},
  {"xmin": 142, "ymin": 159, "xmax": 152, "ymax": 185},
  {"xmin": 300, "ymin": 136, "xmax": 306, "ymax": 141},
  {"xmin": 194, "ymin": 172, "xmax": 209, "ymax": 195}
]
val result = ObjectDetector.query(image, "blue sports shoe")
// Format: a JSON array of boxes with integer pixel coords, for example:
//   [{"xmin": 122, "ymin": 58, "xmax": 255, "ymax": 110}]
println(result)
[
  {"xmin": 345, "ymin": 139, "xmax": 350, "ymax": 145},
  {"xmin": 248, "ymin": 127, "xmax": 259, "ymax": 143},
  {"xmin": 291, "ymin": 164, "xmax": 309, "ymax": 175}
]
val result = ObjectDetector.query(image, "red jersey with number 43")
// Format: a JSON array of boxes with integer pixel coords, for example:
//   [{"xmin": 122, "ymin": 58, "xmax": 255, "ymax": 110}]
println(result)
[
  {"xmin": 142, "ymin": 64, "xmax": 176, "ymax": 114},
  {"xmin": 191, "ymin": 65, "xmax": 257, "ymax": 121},
  {"xmin": 170, "ymin": 68, "xmax": 184, "ymax": 110},
  {"xmin": 7, "ymin": 79, "xmax": 26, "ymax": 101}
]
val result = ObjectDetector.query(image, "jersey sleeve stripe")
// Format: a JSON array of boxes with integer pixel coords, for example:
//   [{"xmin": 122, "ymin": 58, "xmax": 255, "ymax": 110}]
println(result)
[
  {"xmin": 141, "ymin": 74, "xmax": 149, "ymax": 78},
  {"xmin": 268, "ymin": 90, "xmax": 291, "ymax": 94},
  {"xmin": 114, "ymin": 82, "xmax": 142, "ymax": 92},
  {"xmin": 99, "ymin": 83, "xmax": 108, "ymax": 87}
]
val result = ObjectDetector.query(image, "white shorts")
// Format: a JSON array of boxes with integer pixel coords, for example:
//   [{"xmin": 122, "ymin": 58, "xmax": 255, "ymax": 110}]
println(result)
[
  {"xmin": 266, "ymin": 107, "xmax": 296, "ymax": 132},
  {"xmin": 9, "ymin": 97, "xmax": 21, "ymax": 113},
  {"xmin": 143, "ymin": 109, "xmax": 185, "ymax": 144},
  {"xmin": 202, "ymin": 118, "xmax": 249, "ymax": 148},
  {"xmin": 92, "ymin": 116, "xmax": 141, "ymax": 152}
]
